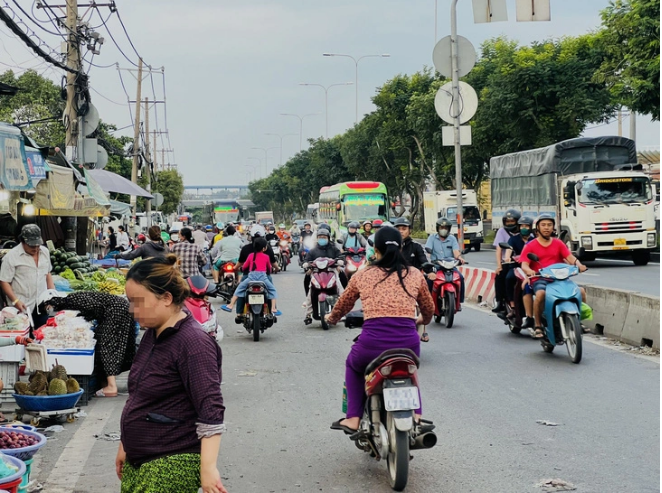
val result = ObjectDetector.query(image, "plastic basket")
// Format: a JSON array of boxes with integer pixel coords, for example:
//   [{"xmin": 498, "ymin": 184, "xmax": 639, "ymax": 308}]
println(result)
[
  {"xmin": 0, "ymin": 437, "xmax": 38, "ymax": 465},
  {"xmin": 13, "ymin": 390, "xmax": 83, "ymax": 412}
]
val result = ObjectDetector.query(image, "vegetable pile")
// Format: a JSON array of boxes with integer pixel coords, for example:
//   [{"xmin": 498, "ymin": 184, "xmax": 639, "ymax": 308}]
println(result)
[{"xmin": 50, "ymin": 248, "xmax": 98, "ymax": 277}]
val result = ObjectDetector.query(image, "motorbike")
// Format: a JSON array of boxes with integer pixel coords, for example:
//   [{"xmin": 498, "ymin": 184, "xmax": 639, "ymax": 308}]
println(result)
[
  {"xmin": 270, "ymin": 239, "xmax": 282, "ymax": 274},
  {"xmin": 184, "ymin": 275, "xmax": 226, "ymax": 342},
  {"xmin": 291, "ymin": 234, "xmax": 300, "ymax": 256},
  {"xmin": 424, "ymin": 257, "xmax": 463, "ymax": 328},
  {"xmin": 201, "ymin": 247, "xmax": 212, "ymax": 278},
  {"xmin": 343, "ymin": 247, "xmax": 367, "ymax": 281},
  {"xmin": 527, "ymin": 253, "xmax": 584, "ymax": 364},
  {"xmin": 343, "ymin": 311, "xmax": 437, "ymax": 491},
  {"xmin": 496, "ymin": 242, "xmax": 528, "ymax": 335},
  {"xmin": 305, "ymin": 257, "xmax": 343, "ymax": 330},
  {"xmin": 240, "ymin": 280, "xmax": 276, "ymax": 342},
  {"xmin": 299, "ymin": 236, "xmax": 315, "ymax": 268},
  {"xmin": 217, "ymin": 260, "xmax": 239, "ymax": 299},
  {"xmin": 279, "ymin": 240, "xmax": 291, "ymax": 272}
]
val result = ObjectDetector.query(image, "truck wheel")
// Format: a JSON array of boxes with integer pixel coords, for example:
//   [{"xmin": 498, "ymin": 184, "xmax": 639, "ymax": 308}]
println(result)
[
  {"xmin": 632, "ymin": 250, "xmax": 650, "ymax": 266},
  {"xmin": 562, "ymin": 234, "xmax": 576, "ymax": 256}
]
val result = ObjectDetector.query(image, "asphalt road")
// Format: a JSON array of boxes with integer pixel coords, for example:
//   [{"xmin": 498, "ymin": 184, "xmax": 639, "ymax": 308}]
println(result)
[
  {"xmin": 461, "ymin": 249, "xmax": 661, "ymax": 296},
  {"xmin": 24, "ymin": 267, "xmax": 660, "ymax": 492}
]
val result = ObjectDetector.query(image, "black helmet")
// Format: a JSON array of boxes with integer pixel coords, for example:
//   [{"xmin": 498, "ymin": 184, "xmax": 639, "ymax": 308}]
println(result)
[
  {"xmin": 393, "ymin": 217, "xmax": 411, "ymax": 228},
  {"xmin": 318, "ymin": 223, "xmax": 331, "ymax": 231},
  {"xmin": 317, "ymin": 228, "xmax": 331, "ymax": 238},
  {"xmin": 535, "ymin": 213, "xmax": 555, "ymax": 228},
  {"xmin": 518, "ymin": 216, "xmax": 534, "ymax": 227},
  {"xmin": 436, "ymin": 217, "xmax": 452, "ymax": 229},
  {"xmin": 502, "ymin": 209, "xmax": 521, "ymax": 232},
  {"xmin": 347, "ymin": 221, "xmax": 360, "ymax": 229}
]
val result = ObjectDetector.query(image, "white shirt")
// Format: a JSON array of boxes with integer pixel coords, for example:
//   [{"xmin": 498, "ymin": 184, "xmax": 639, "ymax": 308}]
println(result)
[
  {"xmin": 117, "ymin": 231, "xmax": 130, "ymax": 249},
  {"xmin": 192, "ymin": 229, "xmax": 209, "ymax": 247},
  {"xmin": 0, "ymin": 244, "xmax": 51, "ymax": 312}
]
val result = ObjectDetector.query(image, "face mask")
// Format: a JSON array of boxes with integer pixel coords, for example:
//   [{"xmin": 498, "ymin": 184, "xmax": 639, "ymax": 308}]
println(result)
[
  {"xmin": 439, "ymin": 229, "xmax": 449, "ymax": 238},
  {"xmin": 318, "ymin": 239, "xmax": 328, "ymax": 247},
  {"xmin": 520, "ymin": 228, "xmax": 530, "ymax": 236},
  {"xmin": 505, "ymin": 224, "xmax": 517, "ymax": 232},
  {"xmin": 348, "ymin": 230, "xmax": 356, "ymax": 236}
]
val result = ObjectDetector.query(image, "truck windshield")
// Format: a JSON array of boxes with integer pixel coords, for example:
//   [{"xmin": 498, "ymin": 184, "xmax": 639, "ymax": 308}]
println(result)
[
  {"xmin": 578, "ymin": 177, "xmax": 652, "ymax": 205},
  {"xmin": 342, "ymin": 193, "xmax": 387, "ymax": 221},
  {"xmin": 446, "ymin": 206, "xmax": 481, "ymax": 225}
]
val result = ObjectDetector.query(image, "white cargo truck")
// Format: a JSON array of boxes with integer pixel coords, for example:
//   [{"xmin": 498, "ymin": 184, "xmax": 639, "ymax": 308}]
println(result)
[
  {"xmin": 424, "ymin": 190, "xmax": 484, "ymax": 251},
  {"xmin": 255, "ymin": 211, "xmax": 274, "ymax": 226},
  {"xmin": 490, "ymin": 136, "xmax": 657, "ymax": 265}
]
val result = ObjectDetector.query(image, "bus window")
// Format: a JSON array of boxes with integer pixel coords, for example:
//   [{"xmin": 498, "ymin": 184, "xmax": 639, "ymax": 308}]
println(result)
[{"xmin": 342, "ymin": 194, "xmax": 387, "ymax": 222}]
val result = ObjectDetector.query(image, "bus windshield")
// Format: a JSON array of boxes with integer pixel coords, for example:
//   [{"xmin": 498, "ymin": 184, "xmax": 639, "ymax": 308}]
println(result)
[
  {"xmin": 578, "ymin": 177, "xmax": 652, "ymax": 205},
  {"xmin": 342, "ymin": 193, "xmax": 388, "ymax": 222}
]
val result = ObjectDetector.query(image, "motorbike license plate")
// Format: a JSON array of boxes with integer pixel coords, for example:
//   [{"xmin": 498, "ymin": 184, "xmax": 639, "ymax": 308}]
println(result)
[
  {"xmin": 383, "ymin": 387, "xmax": 420, "ymax": 411},
  {"xmin": 248, "ymin": 295, "xmax": 264, "ymax": 305},
  {"xmin": 613, "ymin": 238, "xmax": 627, "ymax": 250}
]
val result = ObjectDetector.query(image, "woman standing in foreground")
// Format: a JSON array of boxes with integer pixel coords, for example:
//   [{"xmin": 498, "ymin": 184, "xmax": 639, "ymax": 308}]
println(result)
[{"xmin": 117, "ymin": 254, "xmax": 227, "ymax": 493}]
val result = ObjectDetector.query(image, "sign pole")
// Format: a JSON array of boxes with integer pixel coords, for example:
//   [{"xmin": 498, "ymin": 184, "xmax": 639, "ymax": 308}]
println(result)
[{"xmin": 450, "ymin": 0, "xmax": 463, "ymax": 247}]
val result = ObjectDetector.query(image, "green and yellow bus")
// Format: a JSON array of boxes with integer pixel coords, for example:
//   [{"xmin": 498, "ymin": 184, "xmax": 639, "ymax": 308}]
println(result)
[{"xmin": 318, "ymin": 181, "xmax": 389, "ymax": 237}]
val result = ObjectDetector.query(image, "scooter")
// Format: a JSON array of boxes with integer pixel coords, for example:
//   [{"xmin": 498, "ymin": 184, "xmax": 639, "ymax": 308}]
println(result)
[
  {"xmin": 305, "ymin": 257, "xmax": 343, "ymax": 330},
  {"xmin": 291, "ymin": 234, "xmax": 300, "ymax": 256},
  {"xmin": 424, "ymin": 257, "xmax": 463, "ymax": 328},
  {"xmin": 343, "ymin": 247, "xmax": 367, "ymax": 281},
  {"xmin": 217, "ymin": 261, "xmax": 239, "ymax": 299},
  {"xmin": 343, "ymin": 311, "xmax": 437, "ymax": 492},
  {"xmin": 184, "ymin": 275, "xmax": 226, "ymax": 342},
  {"xmin": 527, "ymin": 253, "xmax": 584, "ymax": 364},
  {"xmin": 299, "ymin": 236, "xmax": 314, "ymax": 268},
  {"xmin": 279, "ymin": 240, "xmax": 291, "ymax": 272},
  {"xmin": 497, "ymin": 243, "xmax": 528, "ymax": 335},
  {"xmin": 240, "ymin": 281, "xmax": 276, "ymax": 342},
  {"xmin": 270, "ymin": 239, "xmax": 282, "ymax": 274}
]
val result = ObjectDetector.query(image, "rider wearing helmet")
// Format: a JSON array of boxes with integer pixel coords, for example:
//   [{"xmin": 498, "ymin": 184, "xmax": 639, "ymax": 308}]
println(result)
[
  {"xmin": 265, "ymin": 224, "xmax": 278, "ymax": 243},
  {"xmin": 503, "ymin": 217, "xmax": 536, "ymax": 328},
  {"xmin": 361, "ymin": 220, "xmax": 373, "ymax": 240},
  {"xmin": 424, "ymin": 217, "xmax": 466, "ymax": 309},
  {"xmin": 276, "ymin": 224, "xmax": 291, "ymax": 242},
  {"xmin": 340, "ymin": 221, "xmax": 367, "ymax": 251},
  {"xmin": 299, "ymin": 222, "xmax": 315, "ymax": 262},
  {"xmin": 521, "ymin": 213, "xmax": 587, "ymax": 338},
  {"xmin": 393, "ymin": 217, "xmax": 427, "ymax": 269},
  {"xmin": 492, "ymin": 209, "xmax": 522, "ymax": 314},
  {"xmin": 210, "ymin": 224, "xmax": 244, "ymax": 284}
]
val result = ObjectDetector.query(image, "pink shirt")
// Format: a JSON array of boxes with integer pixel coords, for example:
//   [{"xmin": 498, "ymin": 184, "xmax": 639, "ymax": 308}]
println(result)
[{"xmin": 243, "ymin": 252, "xmax": 271, "ymax": 273}]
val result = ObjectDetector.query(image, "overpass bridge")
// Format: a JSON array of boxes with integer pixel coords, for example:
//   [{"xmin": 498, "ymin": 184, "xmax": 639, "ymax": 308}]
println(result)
[{"xmin": 184, "ymin": 185, "xmax": 249, "ymax": 194}]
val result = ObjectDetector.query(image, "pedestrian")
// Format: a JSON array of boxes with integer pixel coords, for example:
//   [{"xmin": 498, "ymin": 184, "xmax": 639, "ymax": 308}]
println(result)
[
  {"xmin": 192, "ymin": 225, "xmax": 209, "ymax": 247},
  {"xmin": 106, "ymin": 226, "xmax": 118, "ymax": 256},
  {"xmin": 117, "ymin": 225, "xmax": 130, "ymax": 251},
  {"xmin": 119, "ymin": 226, "xmax": 167, "ymax": 260},
  {"xmin": 0, "ymin": 224, "xmax": 55, "ymax": 329},
  {"xmin": 118, "ymin": 255, "xmax": 227, "ymax": 493},
  {"xmin": 41, "ymin": 292, "xmax": 136, "ymax": 398},
  {"xmin": 171, "ymin": 227, "xmax": 206, "ymax": 278}
]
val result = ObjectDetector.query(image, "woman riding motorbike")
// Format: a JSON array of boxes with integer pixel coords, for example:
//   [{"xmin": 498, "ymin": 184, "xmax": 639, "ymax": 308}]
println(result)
[{"xmin": 325, "ymin": 226, "xmax": 434, "ymax": 434}]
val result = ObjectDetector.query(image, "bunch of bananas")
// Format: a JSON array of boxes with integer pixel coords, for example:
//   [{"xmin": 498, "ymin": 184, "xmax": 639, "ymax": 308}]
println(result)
[
  {"xmin": 91, "ymin": 271, "xmax": 107, "ymax": 282},
  {"xmin": 97, "ymin": 279, "xmax": 125, "ymax": 295}
]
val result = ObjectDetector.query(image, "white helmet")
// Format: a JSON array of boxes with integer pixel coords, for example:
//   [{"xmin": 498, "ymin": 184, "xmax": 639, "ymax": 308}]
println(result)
[{"xmin": 249, "ymin": 224, "xmax": 266, "ymax": 238}]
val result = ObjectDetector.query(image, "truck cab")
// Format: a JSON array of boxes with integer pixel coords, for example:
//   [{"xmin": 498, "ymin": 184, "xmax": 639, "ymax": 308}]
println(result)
[{"xmin": 424, "ymin": 190, "xmax": 484, "ymax": 251}]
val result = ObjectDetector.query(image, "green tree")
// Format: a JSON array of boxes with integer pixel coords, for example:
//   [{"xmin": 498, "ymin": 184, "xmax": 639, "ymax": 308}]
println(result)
[
  {"xmin": 152, "ymin": 169, "xmax": 184, "ymax": 215},
  {"xmin": 596, "ymin": 0, "xmax": 660, "ymax": 120}
]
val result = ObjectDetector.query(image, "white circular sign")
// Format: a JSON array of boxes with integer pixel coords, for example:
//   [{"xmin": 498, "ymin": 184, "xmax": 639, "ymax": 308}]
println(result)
[
  {"xmin": 434, "ymin": 81, "xmax": 478, "ymax": 124},
  {"xmin": 432, "ymin": 35, "xmax": 477, "ymax": 79},
  {"xmin": 151, "ymin": 192, "xmax": 164, "ymax": 208}
]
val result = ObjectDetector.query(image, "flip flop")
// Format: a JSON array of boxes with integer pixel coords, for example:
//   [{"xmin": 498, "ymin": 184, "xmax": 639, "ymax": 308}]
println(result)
[
  {"xmin": 533, "ymin": 327, "xmax": 545, "ymax": 339},
  {"xmin": 330, "ymin": 419, "xmax": 358, "ymax": 435},
  {"xmin": 95, "ymin": 389, "xmax": 118, "ymax": 398},
  {"xmin": 273, "ymin": 310, "xmax": 282, "ymax": 316},
  {"xmin": 420, "ymin": 332, "xmax": 430, "ymax": 343},
  {"xmin": 220, "ymin": 305, "xmax": 233, "ymax": 313}
]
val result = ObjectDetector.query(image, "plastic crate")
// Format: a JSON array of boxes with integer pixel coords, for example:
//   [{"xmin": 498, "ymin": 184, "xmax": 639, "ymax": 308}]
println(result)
[
  {"xmin": 0, "ymin": 364, "xmax": 18, "ymax": 405},
  {"xmin": 69, "ymin": 374, "xmax": 95, "ymax": 407},
  {"xmin": 0, "ymin": 345, "xmax": 24, "ymax": 364}
]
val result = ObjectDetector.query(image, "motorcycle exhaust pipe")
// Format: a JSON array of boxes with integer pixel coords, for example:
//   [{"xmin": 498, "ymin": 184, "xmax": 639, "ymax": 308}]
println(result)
[{"xmin": 411, "ymin": 432, "xmax": 437, "ymax": 450}]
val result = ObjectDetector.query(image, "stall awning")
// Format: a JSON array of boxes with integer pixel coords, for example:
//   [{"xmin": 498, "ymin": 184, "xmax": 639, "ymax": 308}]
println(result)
[
  {"xmin": 110, "ymin": 200, "xmax": 132, "ymax": 216},
  {"xmin": 86, "ymin": 169, "xmax": 153, "ymax": 198}
]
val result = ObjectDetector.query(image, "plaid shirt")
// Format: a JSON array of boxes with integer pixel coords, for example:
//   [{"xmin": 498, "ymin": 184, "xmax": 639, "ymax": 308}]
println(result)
[{"xmin": 171, "ymin": 242, "xmax": 206, "ymax": 278}]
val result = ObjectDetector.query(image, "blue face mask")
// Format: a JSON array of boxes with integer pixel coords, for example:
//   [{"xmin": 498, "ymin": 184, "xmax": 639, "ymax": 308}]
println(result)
[{"xmin": 318, "ymin": 238, "xmax": 328, "ymax": 247}]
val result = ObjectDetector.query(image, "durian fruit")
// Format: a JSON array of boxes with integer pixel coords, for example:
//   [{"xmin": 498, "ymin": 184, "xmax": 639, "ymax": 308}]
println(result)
[
  {"xmin": 48, "ymin": 378, "xmax": 67, "ymax": 396},
  {"xmin": 50, "ymin": 365, "xmax": 68, "ymax": 382},
  {"xmin": 29, "ymin": 370, "xmax": 46, "ymax": 383},
  {"xmin": 36, "ymin": 391, "xmax": 48, "ymax": 396},
  {"xmin": 66, "ymin": 378, "xmax": 80, "ymax": 394},
  {"xmin": 29, "ymin": 373, "xmax": 48, "ymax": 394},
  {"xmin": 23, "ymin": 391, "xmax": 34, "ymax": 396},
  {"xmin": 13, "ymin": 382, "xmax": 28, "ymax": 395}
]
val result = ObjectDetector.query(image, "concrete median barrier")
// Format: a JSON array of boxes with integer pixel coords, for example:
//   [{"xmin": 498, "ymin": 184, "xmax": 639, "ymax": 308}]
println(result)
[{"xmin": 621, "ymin": 292, "xmax": 660, "ymax": 349}]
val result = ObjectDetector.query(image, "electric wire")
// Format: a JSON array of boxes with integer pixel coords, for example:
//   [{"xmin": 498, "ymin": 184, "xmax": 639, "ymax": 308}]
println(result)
[
  {"xmin": 97, "ymin": 7, "xmax": 139, "ymax": 68},
  {"xmin": 10, "ymin": 0, "xmax": 63, "ymax": 37}
]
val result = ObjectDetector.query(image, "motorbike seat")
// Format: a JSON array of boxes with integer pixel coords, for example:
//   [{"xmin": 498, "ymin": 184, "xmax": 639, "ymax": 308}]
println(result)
[
  {"xmin": 247, "ymin": 281, "xmax": 266, "ymax": 289},
  {"xmin": 365, "ymin": 348, "xmax": 420, "ymax": 375}
]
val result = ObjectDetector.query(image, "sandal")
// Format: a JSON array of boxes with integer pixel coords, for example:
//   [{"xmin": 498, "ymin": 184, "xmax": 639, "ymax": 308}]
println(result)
[
  {"xmin": 220, "ymin": 305, "xmax": 233, "ymax": 313},
  {"xmin": 330, "ymin": 418, "xmax": 358, "ymax": 435},
  {"xmin": 420, "ymin": 332, "xmax": 430, "ymax": 343},
  {"xmin": 533, "ymin": 327, "xmax": 545, "ymax": 339},
  {"xmin": 95, "ymin": 389, "xmax": 118, "ymax": 398}
]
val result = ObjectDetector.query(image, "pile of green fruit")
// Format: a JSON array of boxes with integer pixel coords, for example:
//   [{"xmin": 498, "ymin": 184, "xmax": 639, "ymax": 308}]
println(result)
[
  {"xmin": 14, "ymin": 365, "xmax": 80, "ymax": 396},
  {"xmin": 67, "ymin": 269, "xmax": 125, "ymax": 295},
  {"xmin": 50, "ymin": 248, "xmax": 98, "ymax": 276}
]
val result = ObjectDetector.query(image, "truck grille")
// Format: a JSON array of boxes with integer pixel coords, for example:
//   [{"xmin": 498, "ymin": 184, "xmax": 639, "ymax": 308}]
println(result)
[
  {"xmin": 592, "ymin": 221, "xmax": 644, "ymax": 234},
  {"xmin": 597, "ymin": 240, "xmax": 643, "ymax": 247}
]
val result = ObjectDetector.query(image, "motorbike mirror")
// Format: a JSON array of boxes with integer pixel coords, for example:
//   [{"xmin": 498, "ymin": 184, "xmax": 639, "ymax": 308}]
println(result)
[
  {"xmin": 527, "ymin": 253, "xmax": 540, "ymax": 262},
  {"xmin": 368, "ymin": 239, "xmax": 374, "ymax": 247},
  {"xmin": 498, "ymin": 242, "xmax": 512, "ymax": 249},
  {"xmin": 336, "ymin": 238, "xmax": 344, "ymax": 245},
  {"xmin": 462, "ymin": 248, "xmax": 470, "ymax": 255},
  {"xmin": 425, "ymin": 247, "xmax": 433, "ymax": 254}
]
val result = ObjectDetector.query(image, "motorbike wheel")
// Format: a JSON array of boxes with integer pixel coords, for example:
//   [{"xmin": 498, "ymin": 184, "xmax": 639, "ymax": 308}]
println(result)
[
  {"xmin": 434, "ymin": 314, "xmax": 441, "ymax": 324},
  {"xmin": 562, "ymin": 313, "xmax": 582, "ymax": 364},
  {"xmin": 387, "ymin": 414, "xmax": 409, "ymax": 491},
  {"xmin": 320, "ymin": 301, "xmax": 329, "ymax": 330},
  {"xmin": 444, "ymin": 292, "xmax": 455, "ymax": 328},
  {"xmin": 509, "ymin": 325, "xmax": 522, "ymax": 334},
  {"xmin": 252, "ymin": 313, "xmax": 261, "ymax": 342},
  {"xmin": 283, "ymin": 257, "xmax": 288, "ymax": 272}
]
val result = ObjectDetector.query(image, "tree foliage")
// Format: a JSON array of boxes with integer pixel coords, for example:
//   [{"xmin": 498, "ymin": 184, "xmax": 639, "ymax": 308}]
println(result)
[
  {"xmin": 595, "ymin": 0, "xmax": 660, "ymax": 120},
  {"xmin": 152, "ymin": 169, "xmax": 184, "ymax": 215}
]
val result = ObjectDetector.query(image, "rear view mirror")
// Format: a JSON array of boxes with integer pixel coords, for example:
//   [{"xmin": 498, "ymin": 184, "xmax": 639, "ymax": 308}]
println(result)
[
  {"xmin": 575, "ymin": 182, "xmax": 583, "ymax": 191},
  {"xmin": 498, "ymin": 242, "xmax": 512, "ymax": 249},
  {"xmin": 368, "ymin": 239, "xmax": 374, "ymax": 247},
  {"xmin": 462, "ymin": 249, "xmax": 470, "ymax": 255},
  {"xmin": 425, "ymin": 247, "xmax": 433, "ymax": 254},
  {"xmin": 336, "ymin": 238, "xmax": 344, "ymax": 245},
  {"xmin": 527, "ymin": 253, "xmax": 540, "ymax": 262}
]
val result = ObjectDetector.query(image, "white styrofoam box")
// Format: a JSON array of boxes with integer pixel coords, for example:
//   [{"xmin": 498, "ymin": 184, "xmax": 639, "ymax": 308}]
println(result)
[
  {"xmin": 46, "ymin": 348, "xmax": 94, "ymax": 376},
  {"xmin": 0, "ymin": 362, "xmax": 18, "ymax": 404},
  {"xmin": 0, "ymin": 343, "xmax": 24, "ymax": 363}
]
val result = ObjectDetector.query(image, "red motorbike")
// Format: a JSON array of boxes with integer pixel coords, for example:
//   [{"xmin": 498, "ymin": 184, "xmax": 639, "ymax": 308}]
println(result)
[
  {"xmin": 343, "ymin": 247, "xmax": 367, "ymax": 281},
  {"xmin": 344, "ymin": 311, "xmax": 437, "ymax": 491},
  {"xmin": 217, "ymin": 261, "xmax": 239, "ymax": 298},
  {"xmin": 184, "ymin": 275, "xmax": 227, "ymax": 342},
  {"xmin": 305, "ymin": 257, "xmax": 343, "ymax": 330},
  {"xmin": 426, "ymin": 257, "xmax": 463, "ymax": 328},
  {"xmin": 278, "ymin": 239, "xmax": 291, "ymax": 271}
]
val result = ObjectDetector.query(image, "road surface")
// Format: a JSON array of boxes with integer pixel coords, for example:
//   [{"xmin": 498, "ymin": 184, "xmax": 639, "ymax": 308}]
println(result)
[{"xmin": 26, "ymin": 268, "xmax": 659, "ymax": 492}]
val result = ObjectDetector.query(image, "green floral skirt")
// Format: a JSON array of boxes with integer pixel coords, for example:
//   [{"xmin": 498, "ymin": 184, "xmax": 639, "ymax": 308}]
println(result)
[{"xmin": 121, "ymin": 453, "xmax": 201, "ymax": 493}]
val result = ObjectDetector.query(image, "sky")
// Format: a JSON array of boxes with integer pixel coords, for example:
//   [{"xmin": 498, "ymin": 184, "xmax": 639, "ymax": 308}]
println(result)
[{"xmin": 0, "ymin": 0, "xmax": 659, "ymax": 187}]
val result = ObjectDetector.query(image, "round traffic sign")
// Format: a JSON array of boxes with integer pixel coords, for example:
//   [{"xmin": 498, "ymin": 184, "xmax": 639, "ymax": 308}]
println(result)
[
  {"xmin": 432, "ymin": 35, "xmax": 477, "ymax": 79},
  {"xmin": 151, "ymin": 192, "xmax": 164, "ymax": 208},
  {"xmin": 434, "ymin": 81, "xmax": 479, "ymax": 125}
]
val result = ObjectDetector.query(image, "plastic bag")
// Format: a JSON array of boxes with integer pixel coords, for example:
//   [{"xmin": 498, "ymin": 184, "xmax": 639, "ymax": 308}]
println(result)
[
  {"xmin": 0, "ymin": 454, "xmax": 18, "ymax": 479},
  {"xmin": 581, "ymin": 302, "xmax": 593, "ymax": 321}
]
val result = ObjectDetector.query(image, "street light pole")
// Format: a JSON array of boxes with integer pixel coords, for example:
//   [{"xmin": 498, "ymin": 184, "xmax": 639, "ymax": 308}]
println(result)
[
  {"xmin": 265, "ymin": 133, "xmax": 297, "ymax": 165},
  {"xmin": 251, "ymin": 147, "xmax": 278, "ymax": 176},
  {"xmin": 450, "ymin": 0, "xmax": 463, "ymax": 247},
  {"xmin": 280, "ymin": 113, "xmax": 319, "ymax": 151},
  {"xmin": 247, "ymin": 157, "xmax": 261, "ymax": 178},
  {"xmin": 323, "ymin": 53, "xmax": 390, "ymax": 124},
  {"xmin": 244, "ymin": 164, "xmax": 257, "ymax": 182},
  {"xmin": 299, "ymin": 82, "xmax": 353, "ymax": 138}
]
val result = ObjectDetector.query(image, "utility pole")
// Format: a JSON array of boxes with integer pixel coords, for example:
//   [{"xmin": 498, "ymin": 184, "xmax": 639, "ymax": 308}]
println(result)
[
  {"xmin": 153, "ymin": 129, "xmax": 157, "ymax": 170},
  {"xmin": 629, "ymin": 110, "xmax": 636, "ymax": 142},
  {"xmin": 144, "ymin": 97, "xmax": 151, "ymax": 228},
  {"xmin": 450, "ymin": 0, "xmax": 464, "ymax": 247},
  {"xmin": 617, "ymin": 109, "xmax": 623, "ymax": 137},
  {"xmin": 130, "ymin": 58, "xmax": 143, "ymax": 215}
]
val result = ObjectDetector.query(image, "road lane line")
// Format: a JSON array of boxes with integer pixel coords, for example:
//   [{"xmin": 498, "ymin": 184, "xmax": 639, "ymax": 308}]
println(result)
[{"xmin": 42, "ymin": 398, "xmax": 122, "ymax": 493}]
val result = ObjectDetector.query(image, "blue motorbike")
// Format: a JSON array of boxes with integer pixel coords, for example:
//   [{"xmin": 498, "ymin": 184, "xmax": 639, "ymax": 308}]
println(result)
[{"xmin": 528, "ymin": 254, "xmax": 584, "ymax": 364}]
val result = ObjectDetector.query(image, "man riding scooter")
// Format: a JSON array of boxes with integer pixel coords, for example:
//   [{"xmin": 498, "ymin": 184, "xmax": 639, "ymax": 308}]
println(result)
[
  {"xmin": 424, "ymin": 217, "xmax": 466, "ymax": 310},
  {"xmin": 492, "ymin": 209, "xmax": 521, "ymax": 314},
  {"xmin": 340, "ymin": 221, "xmax": 367, "ymax": 251},
  {"xmin": 299, "ymin": 222, "xmax": 315, "ymax": 262},
  {"xmin": 503, "ymin": 216, "xmax": 535, "ymax": 329},
  {"xmin": 520, "ymin": 214, "xmax": 587, "ymax": 339}
]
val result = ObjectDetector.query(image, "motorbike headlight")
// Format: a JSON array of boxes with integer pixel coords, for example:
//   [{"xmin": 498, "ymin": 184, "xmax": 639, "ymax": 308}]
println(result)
[
  {"xmin": 647, "ymin": 232, "xmax": 657, "ymax": 247},
  {"xmin": 311, "ymin": 277, "xmax": 321, "ymax": 289},
  {"xmin": 550, "ymin": 267, "xmax": 570, "ymax": 280},
  {"xmin": 441, "ymin": 260, "xmax": 456, "ymax": 270},
  {"xmin": 581, "ymin": 236, "xmax": 593, "ymax": 249},
  {"xmin": 347, "ymin": 264, "xmax": 357, "ymax": 272},
  {"xmin": 327, "ymin": 276, "xmax": 336, "ymax": 287}
]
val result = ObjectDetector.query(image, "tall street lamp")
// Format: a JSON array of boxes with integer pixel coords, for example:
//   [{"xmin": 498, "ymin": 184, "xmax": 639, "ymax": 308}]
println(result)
[
  {"xmin": 322, "ymin": 53, "xmax": 390, "ymax": 124},
  {"xmin": 265, "ymin": 133, "xmax": 297, "ymax": 165},
  {"xmin": 247, "ymin": 157, "xmax": 261, "ymax": 178},
  {"xmin": 299, "ymin": 82, "xmax": 353, "ymax": 138},
  {"xmin": 251, "ymin": 147, "xmax": 279, "ymax": 176},
  {"xmin": 280, "ymin": 113, "xmax": 320, "ymax": 151},
  {"xmin": 244, "ymin": 163, "xmax": 257, "ymax": 182}
]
